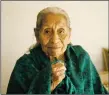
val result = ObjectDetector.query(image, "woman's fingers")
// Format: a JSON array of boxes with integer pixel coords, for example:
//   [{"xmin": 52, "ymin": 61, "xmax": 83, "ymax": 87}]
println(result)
[
  {"xmin": 58, "ymin": 73, "xmax": 65, "ymax": 81},
  {"xmin": 52, "ymin": 62, "xmax": 64, "ymax": 68},
  {"xmin": 55, "ymin": 69, "xmax": 66, "ymax": 76},
  {"xmin": 52, "ymin": 73, "xmax": 65, "ymax": 81},
  {"xmin": 52, "ymin": 63, "xmax": 66, "ymax": 72},
  {"xmin": 51, "ymin": 74, "xmax": 65, "ymax": 91},
  {"xmin": 51, "ymin": 62, "xmax": 66, "ymax": 91},
  {"xmin": 52, "ymin": 66, "xmax": 66, "ymax": 73},
  {"xmin": 52, "ymin": 62, "xmax": 66, "ymax": 82}
]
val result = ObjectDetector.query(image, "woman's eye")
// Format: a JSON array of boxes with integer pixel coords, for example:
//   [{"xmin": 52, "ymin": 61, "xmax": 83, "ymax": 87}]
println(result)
[
  {"xmin": 45, "ymin": 30, "xmax": 49, "ymax": 33},
  {"xmin": 44, "ymin": 28, "xmax": 51, "ymax": 34},
  {"xmin": 58, "ymin": 28, "xmax": 65, "ymax": 34}
]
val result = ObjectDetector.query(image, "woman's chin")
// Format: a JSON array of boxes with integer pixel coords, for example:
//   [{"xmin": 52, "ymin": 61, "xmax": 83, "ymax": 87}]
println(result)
[{"xmin": 47, "ymin": 50, "xmax": 62, "ymax": 58}]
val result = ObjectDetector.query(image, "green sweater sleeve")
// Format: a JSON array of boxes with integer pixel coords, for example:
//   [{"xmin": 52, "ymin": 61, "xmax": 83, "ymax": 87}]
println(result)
[
  {"xmin": 82, "ymin": 52, "xmax": 108, "ymax": 94},
  {"xmin": 72, "ymin": 45, "xmax": 109, "ymax": 94},
  {"xmin": 90, "ymin": 60, "xmax": 109, "ymax": 94},
  {"xmin": 6, "ymin": 54, "xmax": 51, "ymax": 94}
]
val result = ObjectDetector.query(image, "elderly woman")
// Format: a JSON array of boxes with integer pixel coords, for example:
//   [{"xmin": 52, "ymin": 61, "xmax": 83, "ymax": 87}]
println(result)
[{"xmin": 7, "ymin": 7, "xmax": 108, "ymax": 94}]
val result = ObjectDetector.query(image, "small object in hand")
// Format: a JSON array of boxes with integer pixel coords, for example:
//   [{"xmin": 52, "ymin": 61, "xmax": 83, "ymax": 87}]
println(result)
[{"xmin": 51, "ymin": 57, "xmax": 64, "ymax": 65}]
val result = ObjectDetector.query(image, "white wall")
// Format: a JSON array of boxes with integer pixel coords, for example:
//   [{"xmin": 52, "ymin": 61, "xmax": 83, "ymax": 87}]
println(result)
[{"xmin": 1, "ymin": 1, "xmax": 108, "ymax": 94}]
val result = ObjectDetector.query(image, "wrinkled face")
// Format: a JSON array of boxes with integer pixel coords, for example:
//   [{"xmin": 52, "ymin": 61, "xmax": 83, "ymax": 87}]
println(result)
[{"xmin": 37, "ymin": 13, "xmax": 71, "ymax": 58}]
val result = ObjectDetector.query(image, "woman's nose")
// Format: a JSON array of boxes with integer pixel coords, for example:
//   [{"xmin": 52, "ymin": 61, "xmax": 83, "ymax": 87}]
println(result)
[{"xmin": 50, "ymin": 32, "xmax": 60, "ymax": 44}]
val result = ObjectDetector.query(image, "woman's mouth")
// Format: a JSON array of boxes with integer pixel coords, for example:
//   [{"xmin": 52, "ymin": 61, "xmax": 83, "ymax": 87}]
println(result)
[{"xmin": 48, "ymin": 47, "xmax": 61, "ymax": 49}]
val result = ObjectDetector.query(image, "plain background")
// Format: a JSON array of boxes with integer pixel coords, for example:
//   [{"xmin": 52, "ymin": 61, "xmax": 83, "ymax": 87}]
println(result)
[{"xmin": 1, "ymin": 1, "xmax": 108, "ymax": 94}]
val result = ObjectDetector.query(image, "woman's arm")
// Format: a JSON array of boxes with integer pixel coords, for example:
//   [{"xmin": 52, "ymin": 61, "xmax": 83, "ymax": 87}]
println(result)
[{"xmin": 6, "ymin": 55, "xmax": 52, "ymax": 94}]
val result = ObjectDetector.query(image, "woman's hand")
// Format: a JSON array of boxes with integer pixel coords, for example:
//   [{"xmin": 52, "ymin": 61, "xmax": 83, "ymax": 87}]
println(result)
[{"xmin": 51, "ymin": 62, "xmax": 66, "ymax": 91}]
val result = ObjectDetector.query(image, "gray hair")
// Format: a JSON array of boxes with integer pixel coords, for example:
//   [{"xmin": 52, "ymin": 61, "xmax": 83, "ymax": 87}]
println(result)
[{"xmin": 36, "ymin": 7, "xmax": 70, "ymax": 31}]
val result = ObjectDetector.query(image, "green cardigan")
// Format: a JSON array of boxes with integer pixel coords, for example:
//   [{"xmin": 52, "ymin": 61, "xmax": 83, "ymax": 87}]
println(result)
[{"xmin": 7, "ymin": 44, "xmax": 108, "ymax": 94}]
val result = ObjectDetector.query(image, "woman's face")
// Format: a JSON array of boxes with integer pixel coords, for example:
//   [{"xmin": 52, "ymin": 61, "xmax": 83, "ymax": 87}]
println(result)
[{"xmin": 38, "ymin": 13, "xmax": 71, "ymax": 58}]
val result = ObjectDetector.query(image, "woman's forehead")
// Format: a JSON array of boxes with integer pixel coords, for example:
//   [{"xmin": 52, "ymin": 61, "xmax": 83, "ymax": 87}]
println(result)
[{"xmin": 42, "ymin": 13, "xmax": 68, "ymax": 27}]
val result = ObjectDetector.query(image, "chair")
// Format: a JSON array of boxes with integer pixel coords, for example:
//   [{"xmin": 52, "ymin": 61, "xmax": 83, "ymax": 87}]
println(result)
[{"xmin": 102, "ymin": 48, "xmax": 109, "ymax": 71}]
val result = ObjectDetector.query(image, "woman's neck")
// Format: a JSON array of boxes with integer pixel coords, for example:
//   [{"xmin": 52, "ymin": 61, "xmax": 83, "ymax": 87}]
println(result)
[{"xmin": 50, "ymin": 53, "xmax": 65, "ymax": 62}]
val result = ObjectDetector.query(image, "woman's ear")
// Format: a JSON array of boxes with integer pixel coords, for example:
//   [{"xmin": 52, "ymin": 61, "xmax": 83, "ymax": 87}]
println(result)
[
  {"xmin": 34, "ymin": 28, "xmax": 37, "ymax": 37},
  {"xmin": 69, "ymin": 27, "xmax": 72, "ymax": 32},
  {"xmin": 68, "ymin": 28, "xmax": 72, "ymax": 44},
  {"xmin": 34, "ymin": 28, "xmax": 40, "ymax": 43},
  {"xmin": 69, "ymin": 28, "xmax": 72, "ymax": 38}
]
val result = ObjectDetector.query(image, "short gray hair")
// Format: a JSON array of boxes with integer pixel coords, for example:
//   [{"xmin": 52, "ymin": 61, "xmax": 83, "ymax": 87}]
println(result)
[{"xmin": 36, "ymin": 7, "xmax": 70, "ymax": 31}]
